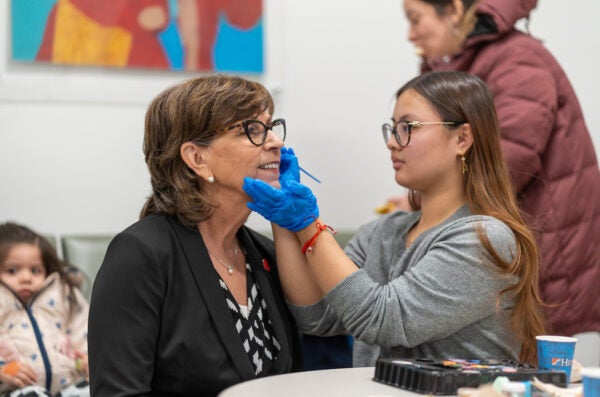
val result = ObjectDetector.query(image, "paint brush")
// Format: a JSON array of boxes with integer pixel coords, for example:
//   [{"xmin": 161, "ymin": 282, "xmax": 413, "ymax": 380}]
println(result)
[{"xmin": 299, "ymin": 166, "xmax": 321, "ymax": 184}]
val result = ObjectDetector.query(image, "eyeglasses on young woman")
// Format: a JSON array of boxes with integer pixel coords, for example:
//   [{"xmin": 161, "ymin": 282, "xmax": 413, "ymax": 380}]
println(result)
[{"xmin": 381, "ymin": 119, "xmax": 463, "ymax": 147}]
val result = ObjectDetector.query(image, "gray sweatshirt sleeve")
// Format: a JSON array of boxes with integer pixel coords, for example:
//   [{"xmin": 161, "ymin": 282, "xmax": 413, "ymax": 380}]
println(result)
[{"xmin": 289, "ymin": 215, "xmax": 517, "ymax": 348}]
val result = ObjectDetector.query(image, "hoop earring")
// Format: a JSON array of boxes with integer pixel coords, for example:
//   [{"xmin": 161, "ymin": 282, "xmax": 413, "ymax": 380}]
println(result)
[
  {"xmin": 461, "ymin": 153, "xmax": 468, "ymax": 175},
  {"xmin": 207, "ymin": 176, "xmax": 215, "ymax": 183}
]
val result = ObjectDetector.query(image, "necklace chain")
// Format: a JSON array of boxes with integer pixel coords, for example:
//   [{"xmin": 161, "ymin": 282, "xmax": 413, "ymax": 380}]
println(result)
[{"xmin": 206, "ymin": 243, "xmax": 239, "ymax": 275}]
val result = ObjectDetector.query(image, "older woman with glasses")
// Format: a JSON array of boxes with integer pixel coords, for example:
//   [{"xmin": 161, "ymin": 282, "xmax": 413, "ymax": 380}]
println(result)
[
  {"xmin": 88, "ymin": 75, "xmax": 301, "ymax": 397},
  {"xmin": 244, "ymin": 71, "xmax": 547, "ymax": 366}
]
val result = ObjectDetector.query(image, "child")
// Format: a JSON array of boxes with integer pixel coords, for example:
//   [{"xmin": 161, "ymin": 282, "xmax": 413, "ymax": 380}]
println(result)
[{"xmin": 0, "ymin": 222, "xmax": 89, "ymax": 397}]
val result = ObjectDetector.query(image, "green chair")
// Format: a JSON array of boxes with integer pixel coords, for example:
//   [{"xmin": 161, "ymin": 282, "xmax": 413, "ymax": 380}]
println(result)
[
  {"xmin": 61, "ymin": 234, "xmax": 114, "ymax": 299},
  {"xmin": 333, "ymin": 230, "xmax": 356, "ymax": 248},
  {"xmin": 257, "ymin": 229, "xmax": 356, "ymax": 249}
]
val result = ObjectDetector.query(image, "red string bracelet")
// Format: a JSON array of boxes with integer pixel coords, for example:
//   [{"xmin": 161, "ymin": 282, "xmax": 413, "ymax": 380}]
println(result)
[{"xmin": 301, "ymin": 219, "xmax": 336, "ymax": 254}]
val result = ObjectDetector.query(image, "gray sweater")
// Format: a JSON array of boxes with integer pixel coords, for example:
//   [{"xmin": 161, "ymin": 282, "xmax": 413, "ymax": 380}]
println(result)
[{"xmin": 289, "ymin": 205, "xmax": 521, "ymax": 367}]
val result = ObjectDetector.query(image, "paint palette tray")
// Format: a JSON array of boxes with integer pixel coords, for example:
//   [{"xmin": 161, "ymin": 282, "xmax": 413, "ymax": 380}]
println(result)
[{"xmin": 373, "ymin": 358, "xmax": 567, "ymax": 395}]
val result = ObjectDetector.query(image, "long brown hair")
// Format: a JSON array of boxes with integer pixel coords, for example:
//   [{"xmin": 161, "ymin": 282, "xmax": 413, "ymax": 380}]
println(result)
[
  {"xmin": 397, "ymin": 71, "xmax": 546, "ymax": 364},
  {"xmin": 140, "ymin": 75, "xmax": 274, "ymax": 229},
  {"xmin": 0, "ymin": 222, "xmax": 80, "ymax": 311}
]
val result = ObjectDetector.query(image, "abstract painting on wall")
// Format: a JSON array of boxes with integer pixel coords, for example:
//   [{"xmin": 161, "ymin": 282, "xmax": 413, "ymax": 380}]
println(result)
[{"xmin": 11, "ymin": 0, "xmax": 264, "ymax": 73}]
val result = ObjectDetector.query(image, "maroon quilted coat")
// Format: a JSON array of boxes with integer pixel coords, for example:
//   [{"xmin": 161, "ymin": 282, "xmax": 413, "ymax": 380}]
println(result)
[{"xmin": 422, "ymin": 0, "xmax": 600, "ymax": 336}]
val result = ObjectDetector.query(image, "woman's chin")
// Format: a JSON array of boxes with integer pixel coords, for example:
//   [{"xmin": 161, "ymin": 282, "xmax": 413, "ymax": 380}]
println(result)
[
  {"xmin": 395, "ymin": 175, "xmax": 410, "ymax": 188},
  {"xmin": 258, "ymin": 174, "xmax": 281, "ymax": 188}
]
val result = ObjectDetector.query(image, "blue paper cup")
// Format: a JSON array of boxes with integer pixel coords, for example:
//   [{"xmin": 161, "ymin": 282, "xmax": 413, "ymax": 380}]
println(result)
[
  {"xmin": 536, "ymin": 335, "xmax": 577, "ymax": 383},
  {"xmin": 582, "ymin": 367, "xmax": 600, "ymax": 397}
]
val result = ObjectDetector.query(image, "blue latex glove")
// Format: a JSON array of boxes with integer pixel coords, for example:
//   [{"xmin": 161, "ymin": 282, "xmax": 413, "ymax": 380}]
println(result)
[
  {"xmin": 243, "ymin": 177, "xmax": 319, "ymax": 231},
  {"xmin": 279, "ymin": 147, "xmax": 300, "ymax": 186}
]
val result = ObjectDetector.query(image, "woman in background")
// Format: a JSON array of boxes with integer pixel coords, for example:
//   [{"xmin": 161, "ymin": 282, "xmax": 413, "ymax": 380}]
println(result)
[{"xmin": 382, "ymin": 0, "xmax": 600, "ymax": 336}]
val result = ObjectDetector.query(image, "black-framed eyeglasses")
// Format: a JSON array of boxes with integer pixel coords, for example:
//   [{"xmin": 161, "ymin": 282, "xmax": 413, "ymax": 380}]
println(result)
[
  {"xmin": 220, "ymin": 118, "xmax": 286, "ymax": 146},
  {"xmin": 381, "ymin": 119, "xmax": 464, "ymax": 147}
]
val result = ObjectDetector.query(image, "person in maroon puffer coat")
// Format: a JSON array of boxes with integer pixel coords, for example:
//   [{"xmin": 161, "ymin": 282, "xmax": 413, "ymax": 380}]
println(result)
[{"xmin": 384, "ymin": 0, "xmax": 600, "ymax": 337}]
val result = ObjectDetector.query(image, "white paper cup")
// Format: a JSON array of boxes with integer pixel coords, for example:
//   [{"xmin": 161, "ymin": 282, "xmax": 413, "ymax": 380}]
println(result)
[{"xmin": 536, "ymin": 335, "xmax": 577, "ymax": 383}]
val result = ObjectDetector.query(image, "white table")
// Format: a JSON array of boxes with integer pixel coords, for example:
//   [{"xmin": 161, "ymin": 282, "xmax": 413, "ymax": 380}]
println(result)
[{"xmin": 219, "ymin": 367, "xmax": 421, "ymax": 397}]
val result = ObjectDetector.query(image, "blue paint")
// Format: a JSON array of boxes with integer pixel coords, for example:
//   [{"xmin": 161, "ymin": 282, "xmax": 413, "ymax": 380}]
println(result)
[
  {"xmin": 214, "ymin": 13, "xmax": 263, "ymax": 73},
  {"xmin": 158, "ymin": 21, "xmax": 184, "ymax": 70},
  {"xmin": 11, "ymin": 0, "xmax": 57, "ymax": 60}
]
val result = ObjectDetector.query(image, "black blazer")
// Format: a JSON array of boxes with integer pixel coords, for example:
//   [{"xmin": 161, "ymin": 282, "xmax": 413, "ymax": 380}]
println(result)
[{"xmin": 88, "ymin": 214, "xmax": 301, "ymax": 397}]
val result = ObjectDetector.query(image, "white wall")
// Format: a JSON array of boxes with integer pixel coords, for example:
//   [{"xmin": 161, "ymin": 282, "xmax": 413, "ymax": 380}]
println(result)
[{"xmin": 1, "ymin": 0, "xmax": 599, "ymax": 236}]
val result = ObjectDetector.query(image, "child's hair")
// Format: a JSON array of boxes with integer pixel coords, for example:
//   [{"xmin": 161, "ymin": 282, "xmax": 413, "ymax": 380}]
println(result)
[{"xmin": 0, "ymin": 221, "xmax": 80, "ymax": 310}]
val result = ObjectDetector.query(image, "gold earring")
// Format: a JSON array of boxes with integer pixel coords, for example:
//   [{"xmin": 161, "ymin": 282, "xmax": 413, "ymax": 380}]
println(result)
[
  {"xmin": 461, "ymin": 153, "xmax": 468, "ymax": 175},
  {"xmin": 450, "ymin": 20, "xmax": 461, "ymax": 37}
]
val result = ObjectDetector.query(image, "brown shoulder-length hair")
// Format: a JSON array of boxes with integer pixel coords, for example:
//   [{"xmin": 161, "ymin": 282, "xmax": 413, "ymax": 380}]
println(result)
[
  {"xmin": 397, "ymin": 71, "xmax": 546, "ymax": 364},
  {"xmin": 140, "ymin": 75, "xmax": 274, "ymax": 229},
  {"xmin": 0, "ymin": 222, "xmax": 80, "ymax": 310}
]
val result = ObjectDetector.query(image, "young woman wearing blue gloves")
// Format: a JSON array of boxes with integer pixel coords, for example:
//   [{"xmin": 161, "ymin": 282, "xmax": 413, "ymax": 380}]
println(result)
[{"xmin": 244, "ymin": 71, "xmax": 546, "ymax": 365}]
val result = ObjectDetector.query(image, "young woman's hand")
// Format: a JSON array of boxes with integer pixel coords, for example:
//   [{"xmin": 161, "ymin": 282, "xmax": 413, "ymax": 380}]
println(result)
[
  {"xmin": 244, "ymin": 177, "xmax": 319, "ymax": 231},
  {"xmin": 279, "ymin": 147, "xmax": 300, "ymax": 186},
  {"xmin": 0, "ymin": 360, "xmax": 38, "ymax": 388}
]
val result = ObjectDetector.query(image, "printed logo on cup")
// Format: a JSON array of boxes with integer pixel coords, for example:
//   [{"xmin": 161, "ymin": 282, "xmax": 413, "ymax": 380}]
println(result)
[{"xmin": 551, "ymin": 358, "xmax": 572, "ymax": 367}]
